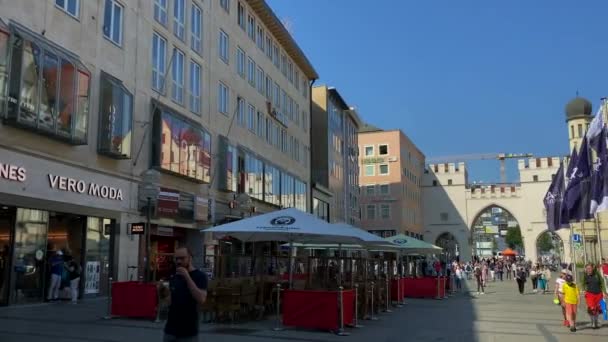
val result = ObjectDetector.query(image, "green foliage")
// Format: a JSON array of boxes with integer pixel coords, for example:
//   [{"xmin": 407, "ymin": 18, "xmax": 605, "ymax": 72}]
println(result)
[
  {"xmin": 537, "ymin": 232, "xmax": 553, "ymax": 253},
  {"xmin": 505, "ymin": 227, "xmax": 523, "ymax": 249}
]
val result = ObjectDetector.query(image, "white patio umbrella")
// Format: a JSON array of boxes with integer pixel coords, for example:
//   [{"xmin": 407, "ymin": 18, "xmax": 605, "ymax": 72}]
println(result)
[{"xmin": 201, "ymin": 208, "xmax": 370, "ymax": 287}]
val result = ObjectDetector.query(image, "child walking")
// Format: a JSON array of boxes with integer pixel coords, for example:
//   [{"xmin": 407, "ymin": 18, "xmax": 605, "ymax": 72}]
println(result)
[
  {"xmin": 554, "ymin": 270, "xmax": 568, "ymax": 327},
  {"xmin": 562, "ymin": 272, "xmax": 579, "ymax": 332}
]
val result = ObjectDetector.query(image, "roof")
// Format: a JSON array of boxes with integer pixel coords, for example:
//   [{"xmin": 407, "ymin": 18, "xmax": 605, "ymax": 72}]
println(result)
[
  {"xmin": 247, "ymin": 0, "xmax": 318, "ymax": 80},
  {"xmin": 359, "ymin": 123, "xmax": 383, "ymax": 133},
  {"xmin": 327, "ymin": 87, "xmax": 350, "ymax": 109}
]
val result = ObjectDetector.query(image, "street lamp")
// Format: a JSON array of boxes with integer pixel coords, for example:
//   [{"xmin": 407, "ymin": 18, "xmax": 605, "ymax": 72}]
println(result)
[{"xmin": 140, "ymin": 170, "xmax": 160, "ymax": 282}]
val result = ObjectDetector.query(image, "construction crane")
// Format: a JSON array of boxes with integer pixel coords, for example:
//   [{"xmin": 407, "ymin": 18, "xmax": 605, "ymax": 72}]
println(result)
[{"xmin": 426, "ymin": 153, "xmax": 533, "ymax": 184}]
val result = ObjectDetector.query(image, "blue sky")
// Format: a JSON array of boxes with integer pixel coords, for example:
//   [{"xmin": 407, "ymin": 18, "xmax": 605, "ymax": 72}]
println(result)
[{"xmin": 267, "ymin": 0, "xmax": 608, "ymax": 182}]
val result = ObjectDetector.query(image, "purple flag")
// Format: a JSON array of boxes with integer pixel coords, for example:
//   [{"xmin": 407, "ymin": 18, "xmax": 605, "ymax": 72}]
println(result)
[
  {"xmin": 543, "ymin": 161, "xmax": 566, "ymax": 231},
  {"xmin": 564, "ymin": 137, "xmax": 593, "ymax": 221},
  {"xmin": 560, "ymin": 147, "xmax": 578, "ymax": 225},
  {"xmin": 590, "ymin": 127, "xmax": 608, "ymax": 214}
]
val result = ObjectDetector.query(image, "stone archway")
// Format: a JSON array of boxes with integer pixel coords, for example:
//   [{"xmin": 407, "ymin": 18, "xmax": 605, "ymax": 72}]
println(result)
[
  {"xmin": 535, "ymin": 231, "xmax": 564, "ymax": 265},
  {"xmin": 435, "ymin": 232, "xmax": 459, "ymax": 262},
  {"xmin": 470, "ymin": 205, "xmax": 523, "ymax": 258}
]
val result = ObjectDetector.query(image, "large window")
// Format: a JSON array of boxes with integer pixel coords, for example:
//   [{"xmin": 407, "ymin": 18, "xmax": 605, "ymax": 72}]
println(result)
[
  {"xmin": 257, "ymin": 25, "xmax": 264, "ymax": 51},
  {"xmin": 152, "ymin": 33, "xmax": 167, "ymax": 91},
  {"xmin": 247, "ymin": 57, "xmax": 255, "ymax": 87},
  {"xmin": 218, "ymin": 136, "xmax": 238, "ymax": 192},
  {"xmin": 366, "ymin": 205, "xmax": 376, "ymax": 220},
  {"xmin": 171, "ymin": 48, "xmax": 184, "ymax": 104},
  {"xmin": 244, "ymin": 153, "xmax": 264, "ymax": 201},
  {"xmin": 247, "ymin": 103, "xmax": 255, "ymax": 132},
  {"xmin": 281, "ymin": 173, "xmax": 294, "ymax": 208},
  {"xmin": 380, "ymin": 204, "xmax": 391, "ymax": 219},
  {"xmin": 189, "ymin": 61, "xmax": 201, "ymax": 114},
  {"xmin": 295, "ymin": 178, "xmax": 307, "ymax": 212},
  {"xmin": 219, "ymin": 30, "xmax": 229, "ymax": 63},
  {"xmin": 256, "ymin": 66, "xmax": 264, "ymax": 95},
  {"xmin": 264, "ymin": 164, "xmax": 281, "ymax": 206},
  {"xmin": 379, "ymin": 164, "xmax": 389, "ymax": 175},
  {"xmin": 153, "ymin": 0, "xmax": 168, "ymax": 26},
  {"xmin": 237, "ymin": 2, "xmax": 246, "ymax": 30},
  {"xmin": 247, "ymin": 14, "xmax": 255, "ymax": 41},
  {"xmin": 0, "ymin": 27, "xmax": 9, "ymax": 114},
  {"xmin": 103, "ymin": 0, "xmax": 123, "ymax": 46},
  {"xmin": 218, "ymin": 82, "xmax": 229, "ymax": 114},
  {"xmin": 272, "ymin": 43, "xmax": 279, "ymax": 68},
  {"xmin": 153, "ymin": 106, "xmax": 211, "ymax": 182},
  {"xmin": 236, "ymin": 96, "xmax": 245, "ymax": 126},
  {"xmin": 257, "ymin": 111, "xmax": 264, "ymax": 137},
  {"xmin": 236, "ymin": 47, "xmax": 245, "ymax": 78},
  {"xmin": 265, "ymin": 34, "xmax": 272, "ymax": 60},
  {"xmin": 313, "ymin": 198, "xmax": 329, "ymax": 222},
  {"xmin": 55, "ymin": 0, "xmax": 79, "ymax": 18},
  {"xmin": 98, "ymin": 71, "xmax": 133, "ymax": 159},
  {"xmin": 173, "ymin": 0, "xmax": 185, "ymax": 41},
  {"xmin": 220, "ymin": 0, "xmax": 230, "ymax": 12},
  {"xmin": 4, "ymin": 26, "xmax": 90, "ymax": 144},
  {"xmin": 364, "ymin": 165, "xmax": 374, "ymax": 176},
  {"xmin": 190, "ymin": 4, "xmax": 202, "ymax": 54}
]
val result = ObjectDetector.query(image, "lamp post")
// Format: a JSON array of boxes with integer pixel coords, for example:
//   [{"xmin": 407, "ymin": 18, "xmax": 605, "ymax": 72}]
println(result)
[{"xmin": 141, "ymin": 170, "xmax": 160, "ymax": 283}]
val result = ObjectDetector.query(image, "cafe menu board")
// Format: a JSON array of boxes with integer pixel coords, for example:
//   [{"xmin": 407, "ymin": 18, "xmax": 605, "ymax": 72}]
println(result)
[{"xmin": 84, "ymin": 261, "xmax": 100, "ymax": 294}]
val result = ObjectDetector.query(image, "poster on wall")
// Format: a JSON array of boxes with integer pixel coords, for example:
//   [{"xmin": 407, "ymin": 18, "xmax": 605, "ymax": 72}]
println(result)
[{"xmin": 84, "ymin": 261, "xmax": 101, "ymax": 294}]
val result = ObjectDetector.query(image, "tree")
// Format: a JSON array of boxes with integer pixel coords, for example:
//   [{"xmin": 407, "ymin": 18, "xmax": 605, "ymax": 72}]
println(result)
[
  {"xmin": 505, "ymin": 227, "xmax": 523, "ymax": 250},
  {"xmin": 537, "ymin": 232, "xmax": 554, "ymax": 254}
]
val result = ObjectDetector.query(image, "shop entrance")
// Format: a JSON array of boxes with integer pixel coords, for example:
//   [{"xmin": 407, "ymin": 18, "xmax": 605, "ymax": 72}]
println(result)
[{"xmin": 0, "ymin": 206, "xmax": 15, "ymax": 305}]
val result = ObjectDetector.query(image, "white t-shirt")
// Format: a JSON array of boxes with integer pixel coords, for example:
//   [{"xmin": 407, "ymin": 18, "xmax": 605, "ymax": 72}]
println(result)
[{"xmin": 555, "ymin": 278, "xmax": 565, "ymax": 294}]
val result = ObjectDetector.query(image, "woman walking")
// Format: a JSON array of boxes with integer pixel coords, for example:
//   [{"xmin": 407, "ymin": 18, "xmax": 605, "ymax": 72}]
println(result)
[
  {"xmin": 555, "ymin": 270, "xmax": 568, "ymax": 327},
  {"xmin": 475, "ymin": 264, "xmax": 485, "ymax": 295},
  {"xmin": 530, "ymin": 266, "xmax": 539, "ymax": 293},
  {"xmin": 516, "ymin": 267, "xmax": 527, "ymax": 294},
  {"xmin": 582, "ymin": 263, "xmax": 607, "ymax": 329}
]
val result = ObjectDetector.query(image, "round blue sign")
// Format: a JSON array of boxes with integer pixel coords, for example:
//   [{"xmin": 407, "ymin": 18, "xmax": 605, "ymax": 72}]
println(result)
[
  {"xmin": 270, "ymin": 216, "xmax": 296, "ymax": 226},
  {"xmin": 394, "ymin": 239, "xmax": 407, "ymax": 245}
]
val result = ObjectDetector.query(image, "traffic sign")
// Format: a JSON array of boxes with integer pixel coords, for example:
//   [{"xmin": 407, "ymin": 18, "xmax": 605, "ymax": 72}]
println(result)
[{"xmin": 572, "ymin": 234, "xmax": 581, "ymax": 243}]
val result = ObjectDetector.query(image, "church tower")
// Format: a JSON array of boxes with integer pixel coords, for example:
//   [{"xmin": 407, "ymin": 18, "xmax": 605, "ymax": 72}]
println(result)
[{"xmin": 565, "ymin": 97, "xmax": 593, "ymax": 152}]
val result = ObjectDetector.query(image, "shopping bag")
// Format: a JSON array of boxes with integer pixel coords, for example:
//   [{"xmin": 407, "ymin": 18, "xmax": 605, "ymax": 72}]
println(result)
[{"xmin": 601, "ymin": 298, "xmax": 607, "ymax": 321}]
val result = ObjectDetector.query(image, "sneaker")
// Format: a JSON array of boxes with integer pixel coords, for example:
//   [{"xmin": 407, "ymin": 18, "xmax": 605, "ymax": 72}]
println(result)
[
  {"xmin": 563, "ymin": 320, "xmax": 569, "ymax": 327},
  {"xmin": 570, "ymin": 326, "xmax": 576, "ymax": 332}
]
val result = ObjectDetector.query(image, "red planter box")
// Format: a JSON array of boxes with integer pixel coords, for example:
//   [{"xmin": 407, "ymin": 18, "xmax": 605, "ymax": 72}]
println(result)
[
  {"xmin": 282, "ymin": 289, "xmax": 354, "ymax": 331},
  {"xmin": 111, "ymin": 281, "xmax": 158, "ymax": 319},
  {"xmin": 403, "ymin": 277, "xmax": 445, "ymax": 299}
]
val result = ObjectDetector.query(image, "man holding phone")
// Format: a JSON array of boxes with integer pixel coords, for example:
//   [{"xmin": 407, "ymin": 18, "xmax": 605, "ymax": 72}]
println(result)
[{"xmin": 163, "ymin": 247, "xmax": 208, "ymax": 342}]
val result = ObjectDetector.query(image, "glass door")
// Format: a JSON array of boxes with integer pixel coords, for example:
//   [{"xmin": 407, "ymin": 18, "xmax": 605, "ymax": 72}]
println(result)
[
  {"xmin": 0, "ymin": 206, "xmax": 15, "ymax": 305},
  {"xmin": 11, "ymin": 208, "xmax": 48, "ymax": 304}
]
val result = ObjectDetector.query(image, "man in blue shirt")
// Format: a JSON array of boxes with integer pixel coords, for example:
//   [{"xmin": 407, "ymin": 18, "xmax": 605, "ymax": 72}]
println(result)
[
  {"xmin": 47, "ymin": 250, "xmax": 63, "ymax": 301},
  {"xmin": 163, "ymin": 247, "xmax": 207, "ymax": 341}
]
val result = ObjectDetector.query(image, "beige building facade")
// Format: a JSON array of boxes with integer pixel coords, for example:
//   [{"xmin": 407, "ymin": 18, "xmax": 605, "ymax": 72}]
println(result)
[
  {"xmin": 358, "ymin": 127, "xmax": 425, "ymax": 238},
  {"xmin": 0, "ymin": 0, "xmax": 316, "ymax": 305}
]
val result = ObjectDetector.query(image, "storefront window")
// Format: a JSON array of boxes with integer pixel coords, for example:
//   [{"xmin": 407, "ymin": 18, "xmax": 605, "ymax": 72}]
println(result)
[
  {"xmin": 264, "ymin": 164, "xmax": 281, "ymax": 206},
  {"xmin": 84, "ymin": 218, "xmax": 110, "ymax": 296},
  {"xmin": 4, "ymin": 25, "xmax": 90, "ymax": 144},
  {"xmin": 244, "ymin": 153, "xmax": 264, "ymax": 201},
  {"xmin": 152, "ymin": 105, "xmax": 211, "ymax": 183},
  {"xmin": 98, "ymin": 71, "xmax": 133, "ymax": 159},
  {"xmin": 0, "ymin": 24, "xmax": 8, "ymax": 114},
  {"xmin": 295, "ymin": 179, "xmax": 307, "ymax": 212},
  {"xmin": 281, "ymin": 173, "xmax": 294, "ymax": 208}
]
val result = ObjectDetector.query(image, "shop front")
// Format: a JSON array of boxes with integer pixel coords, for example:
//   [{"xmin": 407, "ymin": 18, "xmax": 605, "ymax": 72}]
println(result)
[{"xmin": 0, "ymin": 148, "xmax": 134, "ymax": 305}]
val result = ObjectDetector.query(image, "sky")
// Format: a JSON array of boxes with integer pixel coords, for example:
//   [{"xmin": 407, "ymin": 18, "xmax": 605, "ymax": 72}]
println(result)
[{"xmin": 267, "ymin": 0, "xmax": 608, "ymax": 182}]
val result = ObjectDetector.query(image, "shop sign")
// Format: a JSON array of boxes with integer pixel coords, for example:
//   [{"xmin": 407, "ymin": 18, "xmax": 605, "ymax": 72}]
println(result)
[
  {"xmin": 195, "ymin": 196, "xmax": 210, "ymax": 221},
  {"xmin": 0, "ymin": 162, "xmax": 27, "ymax": 182},
  {"xmin": 129, "ymin": 222, "xmax": 145, "ymax": 235},
  {"xmin": 48, "ymin": 174, "xmax": 123, "ymax": 201},
  {"xmin": 157, "ymin": 188, "xmax": 180, "ymax": 216},
  {"xmin": 156, "ymin": 226, "xmax": 174, "ymax": 236},
  {"xmin": 361, "ymin": 157, "xmax": 385, "ymax": 164}
]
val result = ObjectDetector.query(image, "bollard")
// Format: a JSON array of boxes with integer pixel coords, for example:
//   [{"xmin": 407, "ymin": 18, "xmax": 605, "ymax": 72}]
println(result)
[
  {"xmin": 154, "ymin": 282, "xmax": 162, "ymax": 323},
  {"xmin": 435, "ymin": 274, "xmax": 442, "ymax": 300},
  {"xmin": 352, "ymin": 284, "xmax": 364, "ymax": 328},
  {"xmin": 272, "ymin": 283, "xmax": 283, "ymax": 331},
  {"xmin": 368, "ymin": 282, "xmax": 378, "ymax": 321},
  {"xmin": 443, "ymin": 276, "xmax": 448, "ymax": 299},
  {"xmin": 396, "ymin": 276, "xmax": 403, "ymax": 308},
  {"xmin": 335, "ymin": 286, "xmax": 350, "ymax": 336},
  {"xmin": 383, "ymin": 278, "xmax": 392, "ymax": 313},
  {"xmin": 103, "ymin": 277, "xmax": 113, "ymax": 320},
  {"xmin": 400, "ymin": 276, "xmax": 406, "ymax": 306}
]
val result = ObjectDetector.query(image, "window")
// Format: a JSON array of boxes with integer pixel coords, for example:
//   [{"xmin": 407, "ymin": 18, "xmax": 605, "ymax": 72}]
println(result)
[
  {"xmin": 257, "ymin": 25, "xmax": 264, "ymax": 51},
  {"xmin": 152, "ymin": 107, "xmax": 211, "ymax": 182},
  {"xmin": 219, "ymin": 30, "xmax": 229, "ymax": 63},
  {"xmin": 247, "ymin": 103, "xmax": 255, "ymax": 132},
  {"xmin": 272, "ymin": 42, "xmax": 280, "ymax": 68},
  {"xmin": 365, "ymin": 185, "xmax": 375, "ymax": 196},
  {"xmin": 98, "ymin": 71, "xmax": 133, "ymax": 158},
  {"xmin": 220, "ymin": 0, "xmax": 230, "ymax": 12},
  {"xmin": 447, "ymin": 179, "xmax": 453, "ymax": 185},
  {"xmin": 247, "ymin": 57, "xmax": 255, "ymax": 87},
  {"xmin": 440, "ymin": 212, "xmax": 448, "ymax": 221},
  {"xmin": 256, "ymin": 66, "xmax": 264, "ymax": 95},
  {"xmin": 218, "ymin": 82, "xmax": 229, "ymax": 114},
  {"xmin": 295, "ymin": 103, "xmax": 300, "ymax": 126},
  {"xmin": 302, "ymin": 78, "xmax": 308, "ymax": 98},
  {"xmin": 288, "ymin": 62, "xmax": 293, "ymax": 83},
  {"xmin": 153, "ymin": 0, "xmax": 168, "ymax": 25},
  {"xmin": 578, "ymin": 124, "xmax": 583, "ymax": 138},
  {"xmin": 380, "ymin": 204, "xmax": 390, "ymax": 219},
  {"xmin": 364, "ymin": 146, "xmax": 374, "ymax": 156},
  {"xmin": 5, "ymin": 28, "xmax": 90, "ymax": 144},
  {"xmin": 364, "ymin": 165, "xmax": 375, "ymax": 176},
  {"xmin": 281, "ymin": 53, "xmax": 287, "ymax": 76},
  {"xmin": 237, "ymin": 2, "xmax": 246, "ymax": 30},
  {"xmin": 189, "ymin": 61, "xmax": 201, "ymax": 114},
  {"xmin": 265, "ymin": 75, "xmax": 272, "ymax": 100},
  {"xmin": 570, "ymin": 125, "xmax": 574, "ymax": 139},
  {"xmin": 379, "ymin": 164, "xmax": 389, "ymax": 175},
  {"xmin": 236, "ymin": 47, "xmax": 245, "ymax": 78},
  {"xmin": 237, "ymin": 97, "xmax": 245, "ymax": 126},
  {"xmin": 295, "ymin": 70, "xmax": 300, "ymax": 90},
  {"xmin": 533, "ymin": 175, "xmax": 539, "ymax": 182},
  {"xmin": 379, "ymin": 144, "xmax": 388, "ymax": 155},
  {"xmin": 273, "ymin": 82, "xmax": 280, "ymax": 107},
  {"xmin": 55, "ymin": 0, "xmax": 79, "ymax": 18},
  {"xmin": 103, "ymin": 0, "xmax": 123, "ymax": 46},
  {"xmin": 257, "ymin": 111, "xmax": 264, "ymax": 136},
  {"xmin": 432, "ymin": 180, "xmax": 438, "ymax": 186},
  {"xmin": 247, "ymin": 14, "xmax": 255, "ymax": 41},
  {"xmin": 172, "ymin": 0, "xmax": 185, "ymax": 40},
  {"xmin": 191, "ymin": 4, "xmax": 203, "ymax": 54},
  {"xmin": 152, "ymin": 33, "xmax": 167, "ymax": 91},
  {"xmin": 379, "ymin": 184, "xmax": 389, "ymax": 195},
  {"xmin": 265, "ymin": 34, "xmax": 272, "ymax": 59},
  {"xmin": 366, "ymin": 205, "xmax": 376, "ymax": 220},
  {"xmin": 171, "ymin": 48, "xmax": 184, "ymax": 104},
  {"xmin": 302, "ymin": 110, "xmax": 308, "ymax": 132}
]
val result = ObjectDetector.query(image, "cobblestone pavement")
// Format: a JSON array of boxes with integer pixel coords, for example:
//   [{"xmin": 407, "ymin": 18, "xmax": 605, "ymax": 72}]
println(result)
[{"xmin": 0, "ymin": 277, "xmax": 606, "ymax": 342}]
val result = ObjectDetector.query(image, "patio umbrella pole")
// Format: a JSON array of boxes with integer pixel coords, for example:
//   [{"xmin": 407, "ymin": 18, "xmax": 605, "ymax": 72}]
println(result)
[
  {"xmin": 336, "ymin": 286, "xmax": 349, "ymax": 336},
  {"xmin": 338, "ymin": 244, "xmax": 342, "ymax": 287},
  {"xmin": 289, "ymin": 241, "xmax": 294, "ymax": 289}
]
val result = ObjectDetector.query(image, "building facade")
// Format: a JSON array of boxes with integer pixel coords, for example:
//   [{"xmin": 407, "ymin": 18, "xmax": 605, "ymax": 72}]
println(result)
[
  {"xmin": 0, "ymin": 0, "xmax": 316, "ymax": 306},
  {"xmin": 311, "ymin": 86, "xmax": 360, "ymax": 225},
  {"xmin": 358, "ymin": 126, "xmax": 425, "ymax": 238}
]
